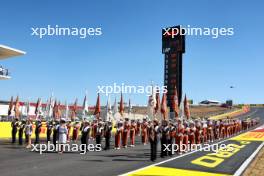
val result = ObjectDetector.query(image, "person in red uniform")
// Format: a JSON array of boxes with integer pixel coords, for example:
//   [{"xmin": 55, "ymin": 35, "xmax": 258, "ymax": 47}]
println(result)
[
  {"xmin": 66, "ymin": 120, "xmax": 72, "ymax": 142},
  {"xmin": 168, "ymin": 121, "xmax": 175, "ymax": 156},
  {"xmin": 115, "ymin": 120, "xmax": 123, "ymax": 149},
  {"xmin": 202, "ymin": 120, "xmax": 208, "ymax": 143},
  {"xmin": 183, "ymin": 120, "xmax": 189, "ymax": 153},
  {"xmin": 176, "ymin": 120, "xmax": 184, "ymax": 154},
  {"xmin": 141, "ymin": 118, "xmax": 148, "ymax": 145},
  {"xmin": 136, "ymin": 119, "xmax": 141, "ymax": 136},
  {"xmin": 214, "ymin": 120, "xmax": 220, "ymax": 140},
  {"xmin": 130, "ymin": 119, "xmax": 136, "ymax": 147},
  {"xmin": 219, "ymin": 120, "xmax": 225, "ymax": 139},
  {"xmin": 189, "ymin": 121, "xmax": 196, "ymax": 149},
  {"xmin": 72, "ymin": 121, "xmax": 80, "ymax": 142},
  {"xmin": 207, "ymin": 120, "xmax": 214, "ymax": 143},
  {"xmin": 92, "ymin": 119, "xmax": 98, "ymax": 140},
  {"xmin": 122, "ymin": 118, "xmax": 130, "ymax": 148},
  {"xmin": 195, "ymin": 120, "xmax": 202, "ymax": 144}
]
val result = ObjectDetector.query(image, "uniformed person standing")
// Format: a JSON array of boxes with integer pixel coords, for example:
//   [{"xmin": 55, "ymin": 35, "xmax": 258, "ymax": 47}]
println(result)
[
  {"xmin": 53, "ymin": 120, "xmax": 59, "ymax": 146},
  {"xmin": 149, "ymin": 119, "xmax": 159, "ymax": 161},
  {"xmin": 34, "ymin": 119, "xmax": 42, "ymax": 144},
  {"xmin": 160, "ymin": 120, "xmax": 169, "ymax": 158},
  {"xmin": 11, "ymin": 118, "xmax": 19, "ymax": 143},
  {"xmin": 18, "ymin": 120, "xmax": 26, "ymax": 145},
  {"xmin": 46, "ymin": 120, "xmax": 53, "ymax": 142},
  {"xmin": 168, "ymin": 121, "xmax": 175, "ymax": 156},
  {"xmin": 104, "ymin": 121, "xmax": 112, "ymax": 150},
  {"xmin": 96, "ymin": 122, "xmax": 104, "ymax": 145},
  {"xmin": 81, "ymin": 121, "xmax": 90, "ymax": 151}
]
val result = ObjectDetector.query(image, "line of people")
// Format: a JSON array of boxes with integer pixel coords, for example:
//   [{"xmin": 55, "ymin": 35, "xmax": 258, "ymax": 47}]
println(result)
[{"xmin": 10, "ymin": 116, "xmax": 259, "ymax": 158}]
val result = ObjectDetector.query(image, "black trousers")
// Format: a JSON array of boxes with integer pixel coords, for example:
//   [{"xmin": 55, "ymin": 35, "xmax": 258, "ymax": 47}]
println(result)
[
  {"xmin": 12, "ymin": 129, "xmax": 17, "ymax": 143},
  {"xmin": 105, "ymin": 135, "xmax": 111, "ymax": 150},
  {"xmin": 18, "ymin": 130, "xmax": 23, "ymax": 145},
  {"xmin": 47, "ymin": 129, "xmax": 51, "ymax": 142},
  {"xmin": 160, "ymin": 137, "xmax": 168, "ymax": 157},
  {"xmin": 81, "ymin": 135, "xmax": 87, "ymax": 151},
  {"xmin": 96, "ymin": 135, "xmax": 101, "ymax": 145},
  {"xmin": 35, "ymin": 132, "xmax": 40, "ymax": 144},
  {"xmin": 53, "ymin": 132, "xmax": 57, "ymax": 146},
  {"xmin": 168, "ymin": 138, "xmax": 173, "ymax": 156},
  {"xmin": 150, "ymin": 140, "xmax": 157, "ymax": 161}
]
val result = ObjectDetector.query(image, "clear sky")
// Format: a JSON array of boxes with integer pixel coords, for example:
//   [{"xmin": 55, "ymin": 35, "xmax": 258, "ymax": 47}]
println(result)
[{"xmin": 0, "ymin": 0, "xmax": 263, "ymax": 105}]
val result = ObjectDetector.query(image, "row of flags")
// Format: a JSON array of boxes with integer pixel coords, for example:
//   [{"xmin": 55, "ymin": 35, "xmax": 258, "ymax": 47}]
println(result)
[
  {"xmin": 7, "ymin": 86, "xmax": 190, "ymax": 121},
  {"xmin": 147, "ymin": 85, "xmax": 191, "ymax": 120}
]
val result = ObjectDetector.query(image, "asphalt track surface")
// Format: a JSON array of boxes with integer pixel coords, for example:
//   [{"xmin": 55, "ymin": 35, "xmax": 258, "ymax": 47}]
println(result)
[{"xmin": 0, "ymin": 107, "xmax": 263, "ymax": 176}]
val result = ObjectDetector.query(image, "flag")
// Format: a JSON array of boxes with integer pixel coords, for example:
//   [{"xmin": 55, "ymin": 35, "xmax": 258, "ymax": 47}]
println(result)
[
  {"xmin": 184, "ymin": 94, "xmax": 191, "ymax": 119},
  {"xmin": 48, "ymin": 93, "xmax": 54, "ymax": 118},
  {"xmin": 94, "ymin": 93, "xmax": 101, "ymax": 117},
  {"xmin": 171, "ymin": 86, "xmax": 179, "ymax": 118},
  {"xmin": 147, "ymin": 85, "xmax": 156, "ymax": 119},
  {"xmin": 106, "ymin": 95, "xmax": 112, "ymax": 121},
  {"xmin": 53, "ymin": 100, "xmax": 57, "ymax": 119},
  {"xmin": 57, "ymin": 101, "xmax": 62, "ymax": 119},
  {"xmin": 35, "ymin": 98, "xmax": 42, "ymax": 119},
  {"xmin": 14, "ymin": 96, "xmax": 20, "ymax": 118},
  {"xmin": 119, "ymin": 93, "xmax": 124, "ymax": 116},
  {"xmin": 113, "ymin": 97, "xmax": 118, "ymax": 115},
  {"xmin": 128, "ymin": 99, "xmax": 132, "ymax": 114},
  {"xmin": 154, "ymin": 91, "xmax": 160, "ymax": 115},
  {"xmin": 65, "ymin": 101, "xmax": 69, "ymax": 119},
  {"xmin": 23, "ymin": 100, "xmax": 30, "ymax": 117},
  {"xmin": 71, "ymin": 98, "xmax": 78, "ymax": 120},
  {"xmin": 82, "ymin": 93, "xmax": 89, "ymax": 117},
  {"xmin": 160, "ymin": 92, "xmax": 167, "ymax": 120},
  {"xmin": 8, "ymin": 96, "xmax": 14, "ymax": 116}
]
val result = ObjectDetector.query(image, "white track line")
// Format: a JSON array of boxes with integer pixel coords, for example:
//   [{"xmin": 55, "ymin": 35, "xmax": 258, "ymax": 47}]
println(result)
[{"xmin": 234, "ymin": 142, "xmax": 264, "ymax": 176}]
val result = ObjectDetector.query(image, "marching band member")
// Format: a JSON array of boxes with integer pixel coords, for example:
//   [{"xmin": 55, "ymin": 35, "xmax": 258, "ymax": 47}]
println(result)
[
  {"xmin": 11, "ymin": 118, "xmax": 19, "ymax": 144},
  {"xmin": 46, "ymin": 120, "xmax": 53, "ymax": 142},
  {"xmin": 72, "ymin": 121, "xmax": 80, "ymax": 142},
  {"xmin": 176, "ymin": 119, "xmax": 184, "ymax": 154},
  {"xmin": 195, "ymin": 120, "xmax": 202, "ymax": 144},
  {"xmin": 168, "ymin": 121, "xmax": 175, "ymax": 156},
  {"xmin": 149, "ymin": 119, "xmax": 159, "ymax": 161},
  {"xmin": 25, "ymin": 119, "xmax": 33, "ymax": 148},
  {"xmin": 81, "ymin": 121, "xmax": 90, "ymax": 151},
  {"xmin": 141, "ymin": 118, "xmax": 148, "ymax": 145},
  {"xmin": 57, "ymin": 118, "xmax": 68, "ymax": 154},
  {"xmin": 202, "ymin": 120, "xmax": 208, "ymax": 143},
  {"xmin": 104, "ymin": 120, "xmax": 112, "ymax": 150},
  {"xmin": 122, "ymin": 118, "xmax": 130, "ymax": 148},
  {"xmin": 183, "ymin": 120, "xmax": 190, "ymax": 152},
  {"xmin": 136, "ymin": 119, "xmax": 141, "ymax": 136},
  {"xmin": 52, "ymin": 120, "xmax": 60, "ymax": 145},
  {"xmin": 66, "ymin": 120, "xmax": 72, "ymax": 142},
  {"xmin": 91, "ymin": 119, "xmax": 98, "ymax": 140},
  {"xmin": 130, "ymin": 119, "xmax": 136, "ymax": 147},
  {"xmin": 96, "ymin": 122, "xmax": 104, "ymax": 145},
  {"xmin": 34, "ymin": 119, "xmax": 42, "ymax": 144},
  {"xmin": 115, "ymin": 120, "xmax": 123, "ymax": 149},
  {"xmin": 189, "ymin": 121, "xmax": 196, "ymax": 149},
  {"xmin": 214, "ymin": 120, "xmax": 220, "ymax": 140},
  {"xmin": 160, "ymin": 120, "xmax": 169, "ymax": 157},
  {"xmin": 18, "ymin": 119, "xmax": 26, "ymax": 145},
  {"xmin": 207, "ymin": 120, "xmax": 214, "ymax": 143}
]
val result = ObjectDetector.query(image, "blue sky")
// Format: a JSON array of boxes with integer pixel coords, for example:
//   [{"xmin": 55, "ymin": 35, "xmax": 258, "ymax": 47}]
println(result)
[{"xmin": 0, "ymin": 0, "xmax": 263, "ymax": 105}]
